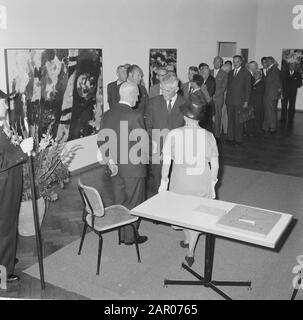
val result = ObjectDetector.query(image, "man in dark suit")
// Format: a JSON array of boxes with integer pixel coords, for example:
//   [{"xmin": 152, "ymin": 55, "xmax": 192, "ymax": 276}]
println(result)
[
  {"xmin": 211, "ymin": 56, "xmax": 228, "ymax": 138},
  {"xmin": 149, "ymin": 67, "xmax": 167, "ymax": 98},
  {"xmin": 260, "ymin": 57, "xmax": 267, "ymax": 78},
  {"xmin": 107, "ymin": 65, "xmax": 127, "ymax": 109},
  {"xmin": 127, "ymin": 65, "xmax": 149, "ymax": 115},
  {"xmin": 144, "ymin": 73, "xmax": 185, "ymax": 197},
  {"xmin": 246, "ymin": 69, "xmax": 265, "ymax": 135},
  {"xmin": 226, "ymin": 55, "xmax": 252, "ymax": 144},
  {"xmin": 97, "ymin": 82, "xmax": 148, "ymax": 245},
  {"xmin": 199, "ymin": 63, "xmax": 216, "ymax": 132},
  {"xmin": 263, "ymin": 56, "xmax": 282, "ymax": 133},
  {"xmin": 0, "ymin": 93, "xmax": 34, "ymax": 282},
  {"xmin": 181, "ymin": 66, "xmax": 199, "ymax": 100},
  {"xmin": 281, "ymin": 62, "xmax": 302, "ymax": 124}
]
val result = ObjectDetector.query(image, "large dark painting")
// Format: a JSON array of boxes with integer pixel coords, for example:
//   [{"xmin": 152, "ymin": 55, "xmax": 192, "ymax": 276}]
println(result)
[
  {"xmin": 281, "ymin": 49, "xmax": 303, "ymax": 76},
  {"xmin": 5, "ymin": 49, "xmax": 103, "ymax": 142},
  {"xmin": 149, "ymin": 48, "xmax": 177, "ymax": 88}
]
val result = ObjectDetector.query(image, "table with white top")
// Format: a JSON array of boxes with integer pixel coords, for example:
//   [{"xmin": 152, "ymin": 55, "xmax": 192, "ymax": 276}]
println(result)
[{"xmin": 132, "ymin": 191, "xmax": 293, "ymax": 300}]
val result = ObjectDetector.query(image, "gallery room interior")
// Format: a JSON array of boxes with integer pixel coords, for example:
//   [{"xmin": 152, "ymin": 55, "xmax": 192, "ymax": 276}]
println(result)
[{"xmin": 0, "ymin": 0, "xmax": 303, "ymax": 301}]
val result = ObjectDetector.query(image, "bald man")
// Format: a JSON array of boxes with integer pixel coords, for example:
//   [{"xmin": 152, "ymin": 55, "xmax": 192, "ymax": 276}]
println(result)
[{"xmin": 97, "ymin": 82, "xmax": 148, "ymax": 245}]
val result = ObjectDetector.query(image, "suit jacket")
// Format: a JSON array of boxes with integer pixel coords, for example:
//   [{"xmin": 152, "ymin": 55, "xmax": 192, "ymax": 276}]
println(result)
[
  {"xmin": 97, "ymin": 103, "xmax": 147, "ymax": 178},
  {"xmin": 203, "ymin": 76, "xmax": 216, "ymax": 98},
  {"xmin": 264, "ymin": 65, "xmax": 282, "ymax": 100},
  {"xmin": 226, "ymin": 67, "xmax": 252, "ymax": 106},
  {"xmin": 107, "ymin": 81, "xmax": 121, "ymax": 109},
  {"xmin": 149, "ymin": 83, "xmax": 161, "ymax": 98},
  {"xmin": 282, "ymin": 70, "xmax": 302, "ymax": 95},
  {"xmin": 211, "ymin": 69, "xmax": 228, "ymax": 105},
  {"xmin": 249, "ymin": 79, "xmax": 265, "ymax": 109},
  {"xmin": 144, "ymin": 94, "xmax": 186, "ymax": 151},
  {"xmin": 133, "ymin": 84, "xmax": 149, "ymax": 115},
  {"xmin": 181, "ymin": 81, "xmax": 191, "ymax": 100}
]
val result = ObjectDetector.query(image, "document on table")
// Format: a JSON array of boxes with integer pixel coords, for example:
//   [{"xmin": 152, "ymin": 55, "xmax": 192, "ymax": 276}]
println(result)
[{"xmin": 216, "ymin": 205, "xmax": 282, "ymax": 237}]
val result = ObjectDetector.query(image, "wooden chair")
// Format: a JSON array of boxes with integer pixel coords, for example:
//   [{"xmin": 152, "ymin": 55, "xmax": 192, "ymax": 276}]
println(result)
[{"xmin": 77, "ymin": 179, "xmax": 141, "ymax": 275}]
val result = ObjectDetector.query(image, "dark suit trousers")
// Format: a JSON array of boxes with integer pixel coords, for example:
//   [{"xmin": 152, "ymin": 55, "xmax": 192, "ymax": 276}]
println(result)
[
  {"xmin": 111, "ymin": 175, "xmax": 146, "ymax": 243},
  {"xmin": 0, "ymin": 168, "xmax": 22, "ymax": 275},
  {"xmin": 263, "ymin": 96, "xmax": 278, "ymax": 132},
  {"xmin": 281, "ymin": 93, "xmax": 297, "ymax": 123},
  {"xmin": 213, "ymin": 99, "xmax": 224, "ymax": 138},
  {"xmin": 147, "ymin": 163, "xmax": 162, "ymax": 199},
  {"xmin": 227, "ymin": 104, "xmax": 243, "ymax": 142}
]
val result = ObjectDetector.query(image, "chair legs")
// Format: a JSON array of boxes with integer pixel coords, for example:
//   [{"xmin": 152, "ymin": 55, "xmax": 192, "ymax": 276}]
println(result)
[
  {"xmin": 118, "ymin": 228, "xmax": 121, "ymax": 245},
  {"xmin": 78, "ymin": 223, "xmax": 88, "ymax": 255},
  {"xmin": 96, "ymin": 233, "xmax": 103, "ymax": 275},
  {"xmin": 130, "ymin": 224, "xmax": 141, "ymax": 263}
]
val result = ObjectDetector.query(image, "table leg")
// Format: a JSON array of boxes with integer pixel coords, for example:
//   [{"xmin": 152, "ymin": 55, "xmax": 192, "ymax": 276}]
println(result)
[{"xmin": 164, "ymin": 233, "xmax": 251, "ymax": 300}]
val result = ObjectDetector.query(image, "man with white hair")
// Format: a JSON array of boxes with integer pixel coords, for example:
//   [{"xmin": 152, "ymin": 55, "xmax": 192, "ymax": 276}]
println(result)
[
  {"xmin": 248, "ymin": 61, "xmax": 259, "ymax": 77},
  {"xmin": 97, "ymin": 81, "xmax": 148, "ymax": 245},
  {"xmin": 145, "ymin": 73, "xmax": 185, "ymax": 197}
]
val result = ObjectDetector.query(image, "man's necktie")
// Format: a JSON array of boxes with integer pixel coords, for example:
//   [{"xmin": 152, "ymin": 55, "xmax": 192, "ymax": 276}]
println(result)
[
  {"xmin": 234, "ymin": 68, "xmax": 238, "ymax": 77},
  {"xmin": 167, "ymin": 100, "xmax": 172, "ymax": 113}
]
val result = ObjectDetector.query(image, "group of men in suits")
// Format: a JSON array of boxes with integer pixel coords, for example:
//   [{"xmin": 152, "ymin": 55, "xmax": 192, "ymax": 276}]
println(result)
[
  {"xmin": 98, "ymin": 55, "xmax": 302, "ymax": 245},
  {"xmin": 246, "ymin": 56, "xmax": 302, "ymax": 135},
  {"xmin": 99, "ymin": 71, "xmax": 187, "ymax": 245}
]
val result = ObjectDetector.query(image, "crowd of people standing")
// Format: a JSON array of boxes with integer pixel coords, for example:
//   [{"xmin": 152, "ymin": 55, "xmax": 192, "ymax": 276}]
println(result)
[{"xmin": 100, "ymin": 55, "xmax": 302, "ymax": 265}]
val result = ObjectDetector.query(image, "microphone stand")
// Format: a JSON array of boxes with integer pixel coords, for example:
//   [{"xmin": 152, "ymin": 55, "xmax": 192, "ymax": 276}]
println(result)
[{"xmin": 23, "ymin": 117, "xmax": 45, "ymax": 290}]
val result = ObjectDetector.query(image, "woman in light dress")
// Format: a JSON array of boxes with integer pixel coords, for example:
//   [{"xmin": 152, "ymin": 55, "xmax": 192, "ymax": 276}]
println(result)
[{"xmin": 159, "ymin": 98, "xmax": 219, "ymax": 267}]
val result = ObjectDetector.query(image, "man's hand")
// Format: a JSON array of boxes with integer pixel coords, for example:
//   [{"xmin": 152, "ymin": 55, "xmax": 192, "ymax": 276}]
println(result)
[
  {"xmin": 20, "ymin": 137, "xmax": 34, "ymax": 155},
  {"xmin": 243, "ymin": 102, "xmax": 248, "ymax": 109},
  {"xmin": 158, "ymin": 178, "xmax": 169, "ymax": 193},
  {"xmin": 211, "ymin": 179, "xmax": 218, "ymax": 199},
  {"xmin": 152, "ymin": 140, "xmax": 157, "ymax": 154},
  {"xmin": 108, "ymin": 159, "xmax": 118, "ymax": 177}
]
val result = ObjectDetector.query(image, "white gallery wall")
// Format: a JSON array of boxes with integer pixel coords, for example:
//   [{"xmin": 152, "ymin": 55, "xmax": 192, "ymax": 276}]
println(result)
[{"xmin": 0, "ymin": 0, "xmax": 300, "ymax": 171}]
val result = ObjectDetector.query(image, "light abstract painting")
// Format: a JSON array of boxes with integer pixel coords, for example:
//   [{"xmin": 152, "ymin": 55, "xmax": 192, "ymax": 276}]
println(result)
[{"xmin": 5, "ymin": 49, "xmax": 103, "ymax": 142}]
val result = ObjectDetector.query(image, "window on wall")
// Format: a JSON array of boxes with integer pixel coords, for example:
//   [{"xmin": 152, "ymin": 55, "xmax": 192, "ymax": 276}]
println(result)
[{"xmin": 217, "ymin": 42, "xmax": 237, "ymax": 63}]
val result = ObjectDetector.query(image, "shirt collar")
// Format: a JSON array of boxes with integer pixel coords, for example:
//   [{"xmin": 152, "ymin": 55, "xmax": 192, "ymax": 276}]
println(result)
[
  {"xmin": 165, "ymin": 94, "xmax": 178, "ymax": 106},
  {"xmin": 119, "ymin": 100, "xmax": 132, "ymax": 108},
  {"xmin": 267, "ymin": 63, "xmax": 274, "ymax": 70}
]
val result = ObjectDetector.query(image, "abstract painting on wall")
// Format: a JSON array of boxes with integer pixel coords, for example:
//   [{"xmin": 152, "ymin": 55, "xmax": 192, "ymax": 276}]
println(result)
[
  {"xmin": 281, "ymin": 49, "xmax": 303, "ymax": 76},
  {"xmin": 149, "ymin": 48, "xmax": 177, "ymax": 88},
  {"xmin": 5, "ymin": 49, "xmax": 103, "ymax": 142}
]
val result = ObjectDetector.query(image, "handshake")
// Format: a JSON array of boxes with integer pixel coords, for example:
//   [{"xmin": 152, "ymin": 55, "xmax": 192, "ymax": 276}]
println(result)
[{"xmin": 20, "ymin": 137, "xmax": 34, "ymax": 155}]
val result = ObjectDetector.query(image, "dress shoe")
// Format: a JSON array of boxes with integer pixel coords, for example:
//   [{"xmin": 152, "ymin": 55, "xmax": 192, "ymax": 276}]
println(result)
[
  {"xmin": 15, "ymin": 258, "xmax": 19, "ymax": 264},
  {"xmin": 180, "ymin": 240, "xmax": 189, "ymax": 248},
  {"xmin": 270, "ymin": 130, "xmax": 277, "ymax": 135},
  {"xmin": 124, "ymin": 235, "xmax": 148, "ymax": 245},
  {"xmin": 185, "ymin": 256, "xmax": 195, "ymax": 267},
  {"xmin": 7, "ymin": 274, "xmax": 20, "ymax": 282}
]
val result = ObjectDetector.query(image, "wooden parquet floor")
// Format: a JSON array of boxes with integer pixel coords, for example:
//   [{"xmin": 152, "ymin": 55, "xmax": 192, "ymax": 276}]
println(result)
[{"xmin": 1, "ymin": 111, "xmax": 302, "ymax": 299}]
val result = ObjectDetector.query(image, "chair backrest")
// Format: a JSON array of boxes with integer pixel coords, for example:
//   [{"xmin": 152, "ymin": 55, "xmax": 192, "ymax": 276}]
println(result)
[{"xmin": 77, "ymin": 179, "xmax": 105, "ymax": 217}]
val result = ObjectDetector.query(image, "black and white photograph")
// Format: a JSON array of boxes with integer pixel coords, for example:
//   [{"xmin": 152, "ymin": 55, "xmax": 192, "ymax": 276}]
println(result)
[
  {"xmin": 149, "ymin": 48, "xmax": 177, "ymax": 88},
  {"xmin": 0, "ymin": 0, "xmax": 303, "ymax": 304}
]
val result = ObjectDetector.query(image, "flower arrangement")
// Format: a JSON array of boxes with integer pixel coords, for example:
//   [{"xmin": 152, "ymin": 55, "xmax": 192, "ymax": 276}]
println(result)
[{"xmin": 20, "ymin": 122, "xmax": 80, "ymax": 204}]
